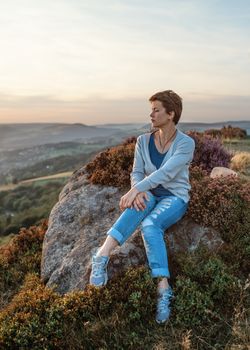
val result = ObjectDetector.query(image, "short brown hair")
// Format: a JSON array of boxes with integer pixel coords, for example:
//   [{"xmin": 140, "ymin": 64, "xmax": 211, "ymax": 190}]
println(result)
[{"xmin": 149, "ymin": 90, "xmax": 183, "ymax": 125}]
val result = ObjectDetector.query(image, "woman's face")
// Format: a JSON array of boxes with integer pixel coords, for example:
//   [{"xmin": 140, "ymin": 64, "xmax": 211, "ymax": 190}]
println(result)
[{"xmin": 150, "ymin": 100, "xmax": 174, "ymax": 128}]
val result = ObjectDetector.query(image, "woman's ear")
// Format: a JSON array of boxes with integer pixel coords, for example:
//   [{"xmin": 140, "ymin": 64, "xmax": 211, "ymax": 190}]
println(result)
[{"xmin": 168, "ymin": 111, "xmax": 175, "ymax": 121}]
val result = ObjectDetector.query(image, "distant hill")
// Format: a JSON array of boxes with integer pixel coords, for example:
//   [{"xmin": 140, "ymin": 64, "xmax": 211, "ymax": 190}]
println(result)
[
  {"xmin": 141, "ymin": 120, "xmax": 250, "ymax": 135},
  {"xmin": 1, "ymin": 120, "xmax": 249, "ymax": 152},
  {"xmin": 178, "ymin": 120, "xmax": 250, "ymax": 133},
  {"xmin": 95, "ymin": 120, "xmax": 250, "ymax": 135},
  {"xmin": 96, "ymin": 123, "xmax": 146, "ymax": 130},
  {"xmin": 0, "ymin": 123, "xmax": 122, "ymax": 151}
]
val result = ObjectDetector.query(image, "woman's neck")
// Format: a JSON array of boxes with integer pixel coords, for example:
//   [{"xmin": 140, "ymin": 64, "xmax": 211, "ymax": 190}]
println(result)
[{"xmin": 157, "ymin": 125, "xmax": 177, "ymax": 143}]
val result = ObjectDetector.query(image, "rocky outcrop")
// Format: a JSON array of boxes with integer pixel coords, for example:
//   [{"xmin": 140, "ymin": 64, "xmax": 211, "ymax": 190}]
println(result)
[
  {"xmin": 210, "ymin": 166, "xmax": 238, "ymax": 178},
  {"xmin": 40, "ymin": 165, "xmax": 224, "ymax": 296}
]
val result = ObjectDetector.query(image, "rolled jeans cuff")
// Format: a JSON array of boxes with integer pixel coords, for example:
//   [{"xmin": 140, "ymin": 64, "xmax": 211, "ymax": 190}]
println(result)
[
  {"xmin": 107, "ymin": 227, "xmax": 124, "ymax": 245},
  {"xmin": 151, "ymin": 268, "xmax": 170, "ymax": 279}
]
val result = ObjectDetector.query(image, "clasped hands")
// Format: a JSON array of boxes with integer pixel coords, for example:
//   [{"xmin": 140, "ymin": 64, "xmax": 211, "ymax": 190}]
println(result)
[{"xmin": 119, "ymin": 187, "xmax": 150, "ymax": 211}]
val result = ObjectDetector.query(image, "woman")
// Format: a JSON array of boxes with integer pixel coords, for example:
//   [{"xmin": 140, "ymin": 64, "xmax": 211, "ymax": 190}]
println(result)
[{"xmin": 89, "ymin": 90, "xmax": 195, "ymax": 324}]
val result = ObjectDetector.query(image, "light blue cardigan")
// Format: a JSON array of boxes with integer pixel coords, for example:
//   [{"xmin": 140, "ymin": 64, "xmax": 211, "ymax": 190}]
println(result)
[{"xmin": 130, "ymin": 128, "xmax": 196, "ymax": 203}]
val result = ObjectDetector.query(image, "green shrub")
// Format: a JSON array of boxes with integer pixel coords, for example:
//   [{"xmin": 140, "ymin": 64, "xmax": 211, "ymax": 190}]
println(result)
[
  {"xmin": 1, "ymin": 253, "xmax": 247, "ymax": 350},
  {"xmin": 0, "ymin": 182, "xmax": 63, "ymax": 236},
  {"xmin": 173, "ymin": 276, "xmax": 214, "ymax": 327},
  {"xmin": 0, "ymin": 273, "xmax": 63, "ymax": 350},
  {"xmin": 171, "ymin": 246, "xmax": 239, "ymax": 324},
  {"xmin": 0, "ymin": 267, "xmax": 157, "ymax": 350},
  {"xmin": 0, "ymin": 226, "xmax": 249, "ymax": 349}
]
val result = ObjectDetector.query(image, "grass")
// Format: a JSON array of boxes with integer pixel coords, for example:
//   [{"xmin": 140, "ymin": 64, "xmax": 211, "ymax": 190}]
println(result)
[
  {"xmin": 0, "ymin": 178, "xmax": 68, "ymax": 239},
  {"xmin": 0, "ymin": 233, "xmax": 15, "ymax": 247},
  {"xmin": 222, "ymin": 136, "xmax": 250, "ymax": 154}
]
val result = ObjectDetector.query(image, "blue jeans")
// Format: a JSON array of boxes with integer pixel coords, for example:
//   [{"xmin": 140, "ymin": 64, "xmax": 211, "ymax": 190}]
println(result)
[{"xmin": 106, "ymin": 190, "xmax": 188, "ymax": 278}]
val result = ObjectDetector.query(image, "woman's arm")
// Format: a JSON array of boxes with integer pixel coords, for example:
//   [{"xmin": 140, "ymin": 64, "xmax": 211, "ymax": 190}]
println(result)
[
  {"xmin": 134, "ymin": 138, "xmax": 195, "ymax": 193},
  {"xmin": 119, "ymin": 136, "xmax": 146, "ymax": 210},
  {"xmin": 119, "ymin": 187, "xmax": 140, "ymax": 210},
  {"xmin": 130, "ymin": 135, "xmax": 145, "ymax": 188}
]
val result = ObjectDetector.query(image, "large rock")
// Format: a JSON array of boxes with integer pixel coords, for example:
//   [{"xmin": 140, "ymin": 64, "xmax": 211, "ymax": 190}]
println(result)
[{"xmin": 40, "ymin": 165, "xmax": 223, "ymax": 295}]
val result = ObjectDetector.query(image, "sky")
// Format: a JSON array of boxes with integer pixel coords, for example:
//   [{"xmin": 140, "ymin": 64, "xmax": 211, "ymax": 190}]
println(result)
[{"xmin": 0, "ymin": 0, "xmax": 250, "ymax": 125}]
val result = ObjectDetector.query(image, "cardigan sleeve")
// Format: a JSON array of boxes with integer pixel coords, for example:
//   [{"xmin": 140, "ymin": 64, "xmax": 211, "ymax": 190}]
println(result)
[
  {"xmin": 134, "ymin": 137, "xmax": 195, "ymax": 192},
  {"xmin": 130, "ymin": 135, "xmax": 146, "ymax": 188}
]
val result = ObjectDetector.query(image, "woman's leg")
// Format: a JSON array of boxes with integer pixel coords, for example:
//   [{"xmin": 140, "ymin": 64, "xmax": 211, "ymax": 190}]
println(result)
[
  {"xmin": 139, "ymin": 195, "xmax": 188, "ymax": 288},
  {"xmin": 140, "ymin": 196, "xmax": 188, "ymax": 323},
  {"xmin": 96, "ymin": 190, "xmax": 157, "ymax": 257},
  {"xmin": 90, "ymin": 191, "xmax": 157, "ymax": 287},
  {"xmin": 96, "ymin": 235, "xmax": 120, "ymax": 257}
]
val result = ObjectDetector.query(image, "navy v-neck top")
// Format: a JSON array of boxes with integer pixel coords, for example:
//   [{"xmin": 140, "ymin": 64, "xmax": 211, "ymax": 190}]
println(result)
[{"xmin": 148, "ymin": 132, "xmax": 174, "ymax": 197}]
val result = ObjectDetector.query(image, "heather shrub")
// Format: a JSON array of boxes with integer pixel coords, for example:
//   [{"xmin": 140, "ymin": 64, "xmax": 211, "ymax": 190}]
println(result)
[
  {"xmin": 0, "ymin": 219, "xmax": 48, "ymax": 309},
  {"xmin": 0, "ymin": 273, "xmax": 64, "ymax": 350},
  {"xmin": 230, "ymin": 151, "xmax": 250, "ymax": 175},
  {"xmin": 204, "ymin": 128, "xmax": 222, "ymax": 138},
  {"xmin": 174, "ymin": 248, "xmax": 238, "ymax": 303},
  {"xmin": 188, "ymin": 173, "xmax": 250, "ymax": 277},
  {"xmin": 204, "ymin": 126, "xmax": 247, "ymax": 139},
  {"xmin": 0, "ymin": 133, "xmax": 249, "ymax": 349},
  {"xmin": 189, "ymin": 164, "xmax": 209, "ymax": 181},
  {"xmin": 0, "ymin": 267, "xmax": 158, "ymax": 350},
  {"xmin": 85, "ymin": 132, "xmax": 234, "ymax": 189},
  {"xmin": 188, "ymin": 173, "xmax": 250, "ymax": 238},
  {"xmin": 121, "ymin": 135, "xmax": 137, "ymax": 146},
  {"xmin": 173, "ymin": 277, "xmax": 214, "ymax": 327},
  {"xmin": 0, "ymin": 250, "xmax": 247, "ymax": 349},
  {"xmin": 171, "ymin": 246, "xmax": 239, "ymax": 326},
  {"xmin": 221, "ymin": 125, "xmax": 247, "ymax": 139},
  {"xmin": 187, "ymin": 130, "xmax": 233, "ymax": 173},
  {"xmin": 85, "ymin": 138, "xmax": 135, "ymax": 189}
]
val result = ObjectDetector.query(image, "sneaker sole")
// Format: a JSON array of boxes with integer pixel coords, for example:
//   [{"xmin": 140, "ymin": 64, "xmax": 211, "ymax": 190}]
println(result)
[
  {"xmin": 155, "ymin": 318, "xmax": 170, "ymax": 324},
  {"xmin": 90, "ymin": 270, "xmax": 108, "ymax": 287}
]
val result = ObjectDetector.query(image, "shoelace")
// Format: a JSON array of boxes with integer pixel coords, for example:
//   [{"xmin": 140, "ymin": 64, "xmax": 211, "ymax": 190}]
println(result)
[
  {"xmin": 92, "ymin": 257, "xmax": 107, "ymax": 277},
  {"xmin": 157, "ymin": 289, "xmax": 173, "ymax": 312}
]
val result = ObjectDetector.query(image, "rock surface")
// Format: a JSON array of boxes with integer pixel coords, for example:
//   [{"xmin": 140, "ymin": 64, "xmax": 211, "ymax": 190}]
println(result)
[
  {"xmin": 210, "ymin": 166, "xmax": 238, "ymax": 178},
  {"xmin": 40, "ymin": 165, "xmax": 224, "ymax": 296}
]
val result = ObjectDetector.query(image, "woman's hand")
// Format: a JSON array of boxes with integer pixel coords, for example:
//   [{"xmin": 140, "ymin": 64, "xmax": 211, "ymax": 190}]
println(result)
[
  {"xmin": 119, "ymin": 187, "xmax": 140, "ymax": 211},
  {"xmin": 131, "ymin": 192, "xmax": 150, "ymax": 211}
]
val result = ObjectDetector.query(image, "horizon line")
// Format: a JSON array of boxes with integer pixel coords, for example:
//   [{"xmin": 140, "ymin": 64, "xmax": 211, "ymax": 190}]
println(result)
[{"xmin": 0, "ymin": 120, "xmax": 249, "ymax": 126}]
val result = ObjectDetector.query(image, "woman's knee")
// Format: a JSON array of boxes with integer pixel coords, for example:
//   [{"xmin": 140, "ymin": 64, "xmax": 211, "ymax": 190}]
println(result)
[
  {"xmin": 144, "ymin": 191, "xmax": 156, "ymax": 208},
  {"xmin": 139, "ymin": 215, "xmax": 163, "ymax": 234},
  {"xmin": 132, "ymin": 191, "xmax": 155, "ymax": 213}
]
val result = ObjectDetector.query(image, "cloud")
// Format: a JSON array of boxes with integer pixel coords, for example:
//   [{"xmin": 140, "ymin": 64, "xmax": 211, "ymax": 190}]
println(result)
[{"xmin": 0, "ymin": 0, "xmax": 249, "ymax": 100}]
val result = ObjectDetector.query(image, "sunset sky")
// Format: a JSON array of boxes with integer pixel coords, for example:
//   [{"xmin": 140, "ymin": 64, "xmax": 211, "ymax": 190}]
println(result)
[{"xmin": 0, "ymin": 0, "xmax": 249, "ymax": 125}]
